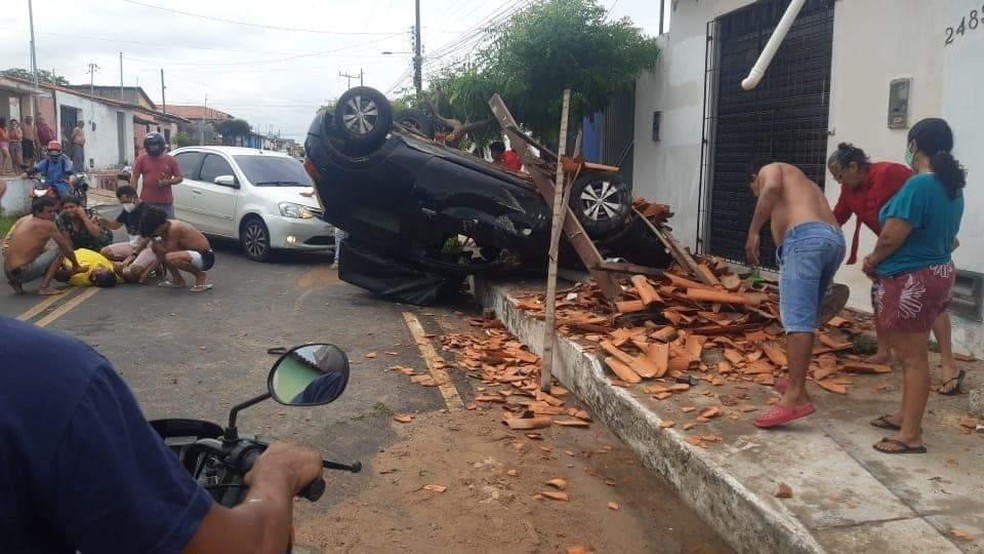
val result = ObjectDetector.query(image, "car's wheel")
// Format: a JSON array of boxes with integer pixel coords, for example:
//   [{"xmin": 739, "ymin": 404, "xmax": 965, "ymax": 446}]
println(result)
[
  {"xmin": 395, "ymin": 108, "xmax": 435, "ymax": 137},
  {"xmin": 240, "ymin": 216, "xmax": 271, "ymax": 262},
  {"xmin": 334, "ymin": 87, "xmax": 392, "ymax": 151},
  {"xmin": 569, "ymin": 171, "xmax": 633, "ymax": 237}
]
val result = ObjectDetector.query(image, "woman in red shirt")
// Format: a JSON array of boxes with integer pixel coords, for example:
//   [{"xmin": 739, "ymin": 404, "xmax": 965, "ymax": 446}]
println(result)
[{"xmin": 828, "ymin": 143, "xmax": 962, "ymax": 396}]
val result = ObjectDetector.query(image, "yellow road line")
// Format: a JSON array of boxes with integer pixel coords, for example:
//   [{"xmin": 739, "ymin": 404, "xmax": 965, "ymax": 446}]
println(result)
[
  {"xmin": 15, "ymin": 288, "xmax": 79, "ymax": 321},
  {"xmin": 403, "ymin": 312, "xmax": 465, "ymax": 412},
  {"xmin": 35, "ymin": 288, "xmax": 100, "ymax": 328}
]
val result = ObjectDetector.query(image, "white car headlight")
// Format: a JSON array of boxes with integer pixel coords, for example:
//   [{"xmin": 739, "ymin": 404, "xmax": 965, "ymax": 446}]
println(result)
[{"xmin": 279, "ymin": 202, "xmax": 314, "ymax": 219}]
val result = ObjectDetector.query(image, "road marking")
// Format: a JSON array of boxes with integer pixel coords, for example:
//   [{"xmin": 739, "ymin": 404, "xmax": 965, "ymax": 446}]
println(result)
[
  {"xmin": 35, "ymin": 288, "xmax": 100, "ymax": 328},
  {"xmin": 403, "ymin": 312, "xmax": 465, "ymax": 412},
  {"xmin": 15, "ymin": 288, "xmax": 80, "ymax": 321}
]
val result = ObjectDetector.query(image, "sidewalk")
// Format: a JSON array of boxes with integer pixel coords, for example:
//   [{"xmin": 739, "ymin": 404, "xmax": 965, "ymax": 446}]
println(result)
[{"xmin": 477, "ymin": 278, "xmax": 983, "ymax": 553}]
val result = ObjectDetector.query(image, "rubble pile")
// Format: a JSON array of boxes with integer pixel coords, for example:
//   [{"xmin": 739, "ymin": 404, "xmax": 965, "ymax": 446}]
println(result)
[{"xmin": 510, "ymin": 257, "xmax": 884, "ymax": 397}]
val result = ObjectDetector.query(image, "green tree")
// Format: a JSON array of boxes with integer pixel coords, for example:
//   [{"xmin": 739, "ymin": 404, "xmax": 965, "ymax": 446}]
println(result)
[
  {"xmin": 173, "ymin": 131, "xmax": 193, "ymax": 147},
  {"xmin": 2, "ymin": 68, "xmax": 69, "ymax": 85},
  {"xmin": 425, "ymin": 0, "xmax": 659, "ymax": 145},
  {"xmin": 216, "ymin": 119, "xmax": 251, "ymax": 144}
]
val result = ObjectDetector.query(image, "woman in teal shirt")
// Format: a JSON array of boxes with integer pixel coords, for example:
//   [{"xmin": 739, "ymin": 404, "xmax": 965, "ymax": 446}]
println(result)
[{"xmin": 862, "ymin": 118, "xmax": 965, "ymax": 455}]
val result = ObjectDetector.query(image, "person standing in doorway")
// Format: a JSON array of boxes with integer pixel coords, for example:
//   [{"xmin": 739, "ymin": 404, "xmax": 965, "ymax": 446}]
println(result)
[
  {"xmin": 71, "ymin": 121, "xmax": 86, "ymax": 171},
  {"xmin": 130, "ymin": 132, "xmax": 182, "ymax": 218},
  {"xmin": 21, "ymin": 116, "xmax": 38, "ymax": 166},
  {"xmin": 35, "ymin": 115, "xmax": 55, "ymax": 154},
  {"xmin": 8, "ymin": 120, "xmax": 23, "ymax": 171},
  {"xmin": 745, "ymin": 160, "xmax": 846, "ymax": 428}
]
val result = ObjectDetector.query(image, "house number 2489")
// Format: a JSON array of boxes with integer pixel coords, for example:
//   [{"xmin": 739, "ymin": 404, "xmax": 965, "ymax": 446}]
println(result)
[{"xmin": 945, "ymin": 5, "xmax": 983, "ymax": 46}]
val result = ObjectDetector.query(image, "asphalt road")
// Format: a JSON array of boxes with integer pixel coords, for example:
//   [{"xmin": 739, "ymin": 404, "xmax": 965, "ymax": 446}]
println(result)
[{"xmin": 1, "ymin": 224, "xmax": 730, "ymax": 552}]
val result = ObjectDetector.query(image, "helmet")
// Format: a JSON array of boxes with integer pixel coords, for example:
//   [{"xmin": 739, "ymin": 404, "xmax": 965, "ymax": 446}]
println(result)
[
  {"xmin": 47, "ymin": 140, "xmax": 61, "ymax": 152},
  {"xmin": 144, "ymin": 132, "xmax": 166, "ymax": 156}
]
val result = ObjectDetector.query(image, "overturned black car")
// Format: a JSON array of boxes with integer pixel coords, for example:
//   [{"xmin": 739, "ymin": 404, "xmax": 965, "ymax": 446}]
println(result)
[{"xmin": 304, "ymin": 86, "xmax": 670, "ymax": 304}]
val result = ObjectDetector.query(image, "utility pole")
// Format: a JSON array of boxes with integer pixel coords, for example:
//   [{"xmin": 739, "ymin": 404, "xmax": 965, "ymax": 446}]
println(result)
[
  {"xmin": 27, "ymin": 0, "xmax": 39, "ymax": 90},
  {"xmin": 338, "ymin": 69, "xmax": 364, "ymax": 89},
  {"xmin": 160, "ymin": 68, "xmax": 166, "ymax": 114},
  {"xmin": 86, "ymin": 62, "xmax": 101, "ymax": 98},
  {"xmin": 413, "ymin": 0, "xmax": 422, "ymax": 94},
  {"xmin": 119, "ymin": 52, "xmax": 124, "ymax": 101}
]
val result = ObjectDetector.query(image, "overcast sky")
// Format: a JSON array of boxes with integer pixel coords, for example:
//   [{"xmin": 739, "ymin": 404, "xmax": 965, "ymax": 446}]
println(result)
[{"xmin": 1, "ymin": 0, "xmax": 669, "ymax": 141}]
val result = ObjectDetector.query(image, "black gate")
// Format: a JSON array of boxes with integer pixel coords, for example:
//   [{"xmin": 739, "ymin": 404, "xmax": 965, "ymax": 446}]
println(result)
[{"xmin": 701, "ymin": 0, "xmax": 835, "ymax": 267}]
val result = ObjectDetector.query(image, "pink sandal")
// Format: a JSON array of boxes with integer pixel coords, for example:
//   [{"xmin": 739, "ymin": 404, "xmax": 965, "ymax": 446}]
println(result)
[{"xmin": 754, "ymin": 402, "xmax": 816, "ymax": 428}]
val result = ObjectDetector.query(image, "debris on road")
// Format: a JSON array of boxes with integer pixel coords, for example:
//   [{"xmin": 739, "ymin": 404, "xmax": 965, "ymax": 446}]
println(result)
[
  {"xmin": 775, "ymin": 483, "xmax": 793, "ymax": 499},
  {"xmin": 540, "ymin": 491, "xmax": 571, "ymax": 502},
  {"xmin": 394, "ymin": 414, "xmax": 414, "ymax": 424},
  {"xmin": 422, "ymin": 484, "xmax": 448, "ymax": 493}
]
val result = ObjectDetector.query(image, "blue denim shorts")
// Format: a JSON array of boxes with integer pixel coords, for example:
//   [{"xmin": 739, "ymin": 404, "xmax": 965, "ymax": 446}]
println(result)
[{"xmin": 777, "ymin": 222, "xmax": 846, "ymax": 333}]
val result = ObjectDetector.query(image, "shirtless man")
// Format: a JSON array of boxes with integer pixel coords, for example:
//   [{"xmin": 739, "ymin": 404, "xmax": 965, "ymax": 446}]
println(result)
[
  {"xmin": 744, "ymin": 161, "xmax": 846, "ymax": 428},
  {"xmin": 3, "ymin": 197, "xmax": 85, "ymax": 295},
  {"xmin": 139, "ymin": 206, "xmax": 214, "ymax": 292}
]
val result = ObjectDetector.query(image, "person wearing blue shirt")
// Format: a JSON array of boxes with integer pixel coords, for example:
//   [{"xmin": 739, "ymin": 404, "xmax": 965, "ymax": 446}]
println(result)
[
  {"xmin": 0, "ymin": 317, "xmax": 326, "ymax": 553},
  {"xmin": 861, "ymin": 118, "xmax": 965, "ymax": 456},
  {"xmin": 22, "ymin": 140, "xmax": 74, "ymax": 198}
]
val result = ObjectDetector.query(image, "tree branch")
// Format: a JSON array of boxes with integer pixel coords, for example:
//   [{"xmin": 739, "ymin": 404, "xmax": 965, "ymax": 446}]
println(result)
[
  {"xmin": 447, "ymin": 119, "xmax": 492, "ymax": 142},
  {"xmin": 425, "ymin": 91, "xmax": 462, "ymax": 130}
]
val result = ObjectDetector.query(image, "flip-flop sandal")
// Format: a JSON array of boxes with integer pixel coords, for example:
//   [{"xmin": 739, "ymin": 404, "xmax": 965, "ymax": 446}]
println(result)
[
  {"xmin": 873, "ymin": 438, "xmax": 927, "ymax": 454},
  {"xmin": 157, "ymin": 280, "xmax": 184, "ymax": 288},
  {"xmin": 870, "ymin": 414, "xmax": 902, "ymax": 430},
  {"xmin": 190, "ymin": 283, "xmax": 214, "ymax": 293},
  {"xmin": 938, "ymin": 369, "xmax": 966, "ymax": 396},
  {"xmin": 754, "ymin": 402, "xmax": 816, "ymax": 428}
]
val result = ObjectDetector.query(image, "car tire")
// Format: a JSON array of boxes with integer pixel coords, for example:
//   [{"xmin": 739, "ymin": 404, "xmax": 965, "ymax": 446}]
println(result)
[
  {"xmin": 334, "ymin": 87, "xmax": 392, "ymax": 152},
  {"xmin": 240, "ymin": 216, "xmax": 272, "ymax": 262},
  {"xmin": 569, "ymin": 171, "xmax": 633, "ymax": 238},
  {"xmin": 395, "ymin": 108, "xmax": 435, "ymax": 137}
]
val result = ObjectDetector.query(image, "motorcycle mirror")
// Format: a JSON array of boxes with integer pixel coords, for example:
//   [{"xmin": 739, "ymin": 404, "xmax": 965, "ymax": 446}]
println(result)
[{"xmin": 267, "ymin": 344, "xmax": 350, "ymax": 406}]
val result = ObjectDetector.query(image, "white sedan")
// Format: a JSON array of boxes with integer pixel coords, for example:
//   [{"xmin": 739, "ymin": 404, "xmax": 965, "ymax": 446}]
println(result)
[{"xmin": 170, "ymin": 146, "xmax": 334, "ymax": 261}]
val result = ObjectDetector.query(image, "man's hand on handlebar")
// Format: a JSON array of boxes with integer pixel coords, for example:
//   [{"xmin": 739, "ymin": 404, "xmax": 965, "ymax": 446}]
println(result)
[{"xmin": 244, "ymin": 442, "xmax": 324, "ymax": 497}]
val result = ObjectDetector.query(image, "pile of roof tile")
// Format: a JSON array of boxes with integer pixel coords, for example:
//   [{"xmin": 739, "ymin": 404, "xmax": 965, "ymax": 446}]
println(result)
[
  {"xmin": 439, "ymin": 319, "xmax": 593, "ymax": 431},
  {"xmin": 511, "ymin": 257, "xmax": 883, "ymax": 396}
]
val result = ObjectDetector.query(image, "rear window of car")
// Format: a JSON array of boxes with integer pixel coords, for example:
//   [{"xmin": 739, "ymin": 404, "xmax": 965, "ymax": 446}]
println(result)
[
  {"xmin": 174, "ymin": 151, "xmax": 205, "ymax": 180},
  {"xmin": 233, "ymin": 155, "xmax": 312, "ymax": 187}
]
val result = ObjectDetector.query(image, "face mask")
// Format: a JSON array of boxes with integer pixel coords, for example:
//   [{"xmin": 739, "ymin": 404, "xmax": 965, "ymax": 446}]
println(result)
[
  {"xmin": 904, "ymin": 146, "xmax": 915, "ymax": 167},
  {"xmin": 122, "ymin": 203, "xmax": 137, "ymax": 213}
]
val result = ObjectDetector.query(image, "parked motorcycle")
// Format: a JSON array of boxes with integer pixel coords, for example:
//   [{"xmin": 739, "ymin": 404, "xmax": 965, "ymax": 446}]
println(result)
[
  {"xmin": 150, "ymin": 344, "xmax": 361, "ymax": 549},
  {"xmin": 27, "ymin": 170, "xmax": 87, "ymax": 207}
]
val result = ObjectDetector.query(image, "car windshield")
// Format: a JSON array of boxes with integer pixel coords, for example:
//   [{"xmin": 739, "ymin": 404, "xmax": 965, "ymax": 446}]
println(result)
[{"xmin": 234, "ymin": 155, "xmax": 312, "ymax": 186}]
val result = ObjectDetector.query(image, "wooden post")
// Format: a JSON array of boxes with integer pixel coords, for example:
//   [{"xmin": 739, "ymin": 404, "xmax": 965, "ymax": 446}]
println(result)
[{"xmin": 540, "ymin": 89, "xmax": 572, "ymax": 393}]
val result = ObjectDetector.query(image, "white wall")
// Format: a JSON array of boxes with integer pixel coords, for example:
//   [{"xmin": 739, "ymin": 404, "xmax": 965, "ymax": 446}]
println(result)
[
  {"xmin": 634, "ymin": 0, "xmax": 983, "ymax": 355},
  {"xmin": 55, "ymin": 90, "xmax": 135, "ymax": 170}
]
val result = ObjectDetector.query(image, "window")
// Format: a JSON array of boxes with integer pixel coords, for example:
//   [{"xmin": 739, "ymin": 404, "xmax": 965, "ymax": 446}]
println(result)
[
  {"xmin": 950, "ymin": 270, "xmax": 984, "ymax": 322},
  {"xmin": 174, "ymin": 151, "xmax": 205, "ymax": 180},
  {"xmin": 200, "ymin": 154, "xmax": 236, "ymax": 185},
  {"xmin": 233, "ymin": 155, "xmax": 312, "ymax": 186}
]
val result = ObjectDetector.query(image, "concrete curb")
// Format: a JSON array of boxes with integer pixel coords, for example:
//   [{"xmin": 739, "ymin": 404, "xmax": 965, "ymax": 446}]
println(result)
[{"xmin": 477, "ymin": 280, "xmax": 825, "ymax": 554}]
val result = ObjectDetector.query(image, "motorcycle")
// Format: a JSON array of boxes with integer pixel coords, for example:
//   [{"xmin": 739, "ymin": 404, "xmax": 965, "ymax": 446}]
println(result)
[
  {"xmin": 150, "ymin": 344, "xmax": 362, "ymax": 548},
  {"xmin": 28, "ymin": 171, "xmax": 88, "ymax": 207}
]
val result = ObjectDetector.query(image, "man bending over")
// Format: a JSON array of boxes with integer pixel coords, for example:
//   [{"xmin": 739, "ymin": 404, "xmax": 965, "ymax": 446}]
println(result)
[
  {"xmin": 139, "ymin": 206, "xmax": 215, "ymax": 292},
  {"xmin": 3, "ymin": 197, "xmax": 85, "ymax": 295},
  {"xmin": 745, "ymin": 160, "xmax": 846, "ymax": 428}
]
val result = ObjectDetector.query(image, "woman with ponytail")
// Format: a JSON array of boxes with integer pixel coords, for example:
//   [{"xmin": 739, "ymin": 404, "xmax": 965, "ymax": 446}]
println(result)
[{"xmin": 862, "ymin": 118, "xmax": 965, "ymax": 454}]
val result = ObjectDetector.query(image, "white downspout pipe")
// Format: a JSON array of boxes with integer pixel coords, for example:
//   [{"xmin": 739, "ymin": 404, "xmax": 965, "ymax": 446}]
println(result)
[{"xmin": 742, "ymin": 0, "xmax": 807, "ymax": 90}]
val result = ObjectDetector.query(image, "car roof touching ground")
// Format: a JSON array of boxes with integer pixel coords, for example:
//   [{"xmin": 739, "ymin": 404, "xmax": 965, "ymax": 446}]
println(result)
[{"xmin": 171, "ymin": 146, "xmax": 293, "ymax": 158}]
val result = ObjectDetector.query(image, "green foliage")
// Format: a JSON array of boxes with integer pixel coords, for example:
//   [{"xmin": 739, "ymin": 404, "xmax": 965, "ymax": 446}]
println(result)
[
  {"xmin": 425, "ymin": 0, "xmax": 659, "ymax": 144},
  {"xmin": 173, "ymin": 131, "xmax": 193, "ymax": 147},
  {"xmin": 3, "ymin": 68, "xmax": 69, "ymax": 85},
  {"xmin": 216, "ymin": 118, "xmax": 251, "ymax": 138}
]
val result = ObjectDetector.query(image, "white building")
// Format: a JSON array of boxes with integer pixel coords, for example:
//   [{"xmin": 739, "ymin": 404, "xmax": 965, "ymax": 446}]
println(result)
[
  {"xmin": 633, "ymin": 0, "xmax": 984, "ymax": 356},
  {"xmin": 50, "ymin": 86, "xmax": 136, "ymax": 170}
]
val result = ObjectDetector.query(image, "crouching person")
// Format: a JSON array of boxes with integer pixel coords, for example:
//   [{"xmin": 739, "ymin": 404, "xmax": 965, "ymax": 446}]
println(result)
[
  {"xmin": 96, "ymin": 186, "xmax": 159, "ymax": 283},
  {"xmin": 3, "ymin": 197, "xmax": 86, "ymax": 295},
  {"xmin": 139, "ymin": 206, "xmax": 215, "ymax": 292}
]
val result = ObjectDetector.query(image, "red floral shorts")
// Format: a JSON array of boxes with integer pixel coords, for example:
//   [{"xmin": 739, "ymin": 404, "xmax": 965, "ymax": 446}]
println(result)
[{"xmin": 875, "ymin": 262, "xmax": 955, "ymax": 333}]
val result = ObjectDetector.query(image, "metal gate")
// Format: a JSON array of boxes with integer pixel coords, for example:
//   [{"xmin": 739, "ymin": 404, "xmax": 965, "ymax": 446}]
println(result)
[{"xmin": 700, "ymin": 0, "xmax": 835, "ymax": 267}]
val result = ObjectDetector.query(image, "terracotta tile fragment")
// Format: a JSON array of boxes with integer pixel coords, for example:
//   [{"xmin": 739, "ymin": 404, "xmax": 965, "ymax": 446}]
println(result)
[
  {"xmin": 541, "ymin": 491, "xmax": 570, "ymax": 502},
  {"xmin": 775, "ymin": 483, "xmax": 793, "ymax": 498},
  {"xmin": 393, "ymin": 415, "xmax": 414, "ymax": 423},
  {"xmin": 546, "ymin": 478, "xmax": 568, "ymax": 490},
  {"xmin": 607, "ymin": 501, "xmax": 620, "ymax": 511},
  {"xmin": 659, "ymin": 420, "xmax": 676, "ymax": 429},
  {"xmin": 422, "ymin": 484, "xmax": 447, "ymax": 493}
]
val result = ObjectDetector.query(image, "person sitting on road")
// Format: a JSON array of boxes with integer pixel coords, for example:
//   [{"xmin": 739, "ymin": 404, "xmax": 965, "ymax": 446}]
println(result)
[
  {"xmin": 21, "ymin": 140, "xmax": 74, "ymax": 199},
  {"xmin": 56, "ymin": 196, "xmax": 113, "ymax": 252},
  {"xmin": 3, "ymin": 196, "xmax": 86, "ymax": 296},
  {"xmin": 54, "ymin": 248, "xmax": 123, "ymax": 288},
  {"xmin": 139, "ymin": 206, "xmax": 215, "ymax": 292},
  {"xmin": 490, "ymin": 141, "xmax": 523, "ymax": 172},
  {"xmin": 95, "ymin": 185, "xmax": 159, "ymax": 284},
  {"xmin": 0, "ymin": 317, "xmax": 328, "ymax": 553}
]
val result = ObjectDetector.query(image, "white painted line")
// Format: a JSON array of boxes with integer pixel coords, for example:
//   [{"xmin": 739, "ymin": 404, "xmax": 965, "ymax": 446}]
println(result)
[
  {"xmin": 16, "ymin": 288, "xmax": 79, "ymax": 321},
  {"xmin": 403, "ymin": 311, "xmax": 465, "ymax": 412}
]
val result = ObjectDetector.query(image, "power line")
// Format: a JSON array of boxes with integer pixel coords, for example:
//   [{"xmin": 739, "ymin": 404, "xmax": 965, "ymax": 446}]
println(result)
[{"xmin": 120, "ymin": 0, "xmax": 417, "ymax": 35}]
